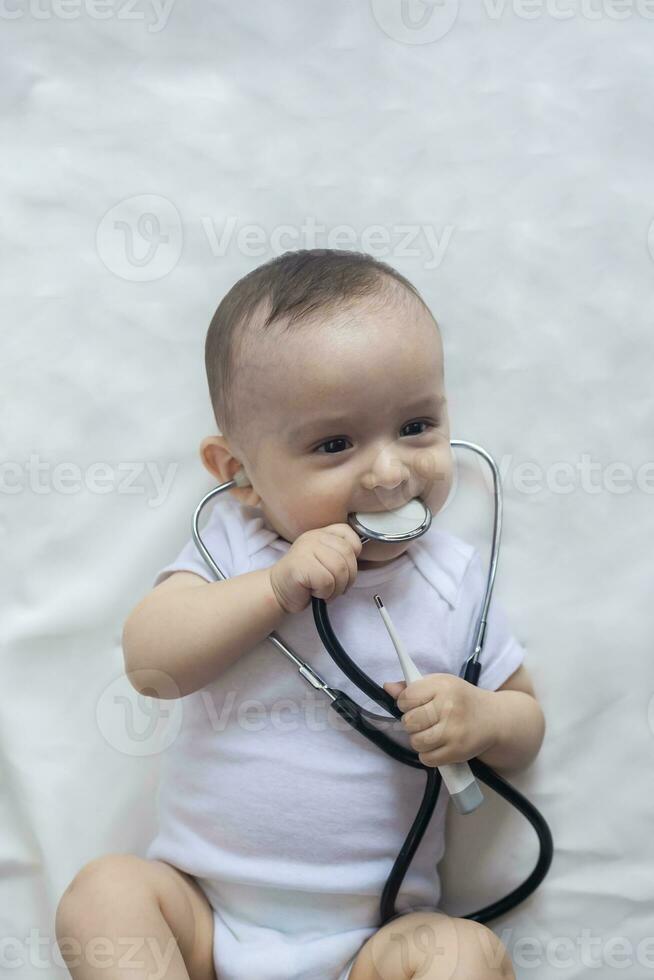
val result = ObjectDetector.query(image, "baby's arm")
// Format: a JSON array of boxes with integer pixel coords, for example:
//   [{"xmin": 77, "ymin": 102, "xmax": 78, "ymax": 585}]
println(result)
[
  {"xmin": 122, "ymin": 521, "xmax": 361, "ymax": 700},
  {"xmin": 475, "ymin": 664, "xmax": 546, "ymax": 774},
  {"xmin": 122, "ymin": 569, "xmax": 285, "ymax": 698}
]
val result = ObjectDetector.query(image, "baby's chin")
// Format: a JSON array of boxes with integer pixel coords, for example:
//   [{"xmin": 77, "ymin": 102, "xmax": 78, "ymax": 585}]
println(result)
[{"xmin": 357, "ymin": 538, "xmax": 410, "ymax": 569}]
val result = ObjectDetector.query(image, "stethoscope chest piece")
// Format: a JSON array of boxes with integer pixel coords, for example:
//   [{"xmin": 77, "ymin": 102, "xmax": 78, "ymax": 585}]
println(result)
[{"xmin": 349, "ymin": 497, "xmax": 432, "ymax": 544}]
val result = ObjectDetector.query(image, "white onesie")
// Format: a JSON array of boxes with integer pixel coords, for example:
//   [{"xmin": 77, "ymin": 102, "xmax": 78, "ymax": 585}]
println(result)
[{"xmin": 145, "ymin": 494, "xmax": 527, "ymax": 980}]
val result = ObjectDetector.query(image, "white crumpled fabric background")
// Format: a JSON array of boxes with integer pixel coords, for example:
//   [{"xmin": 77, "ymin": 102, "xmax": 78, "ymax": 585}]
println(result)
[{"xmin": 2, "ymin": 2, "xmax": 653, "ymax": 977}]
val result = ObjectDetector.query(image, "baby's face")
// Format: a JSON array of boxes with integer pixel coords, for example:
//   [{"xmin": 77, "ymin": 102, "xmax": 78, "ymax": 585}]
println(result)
[{"xmin": 210, "ymin": 287, "xmax": 454, "ymax": 568}]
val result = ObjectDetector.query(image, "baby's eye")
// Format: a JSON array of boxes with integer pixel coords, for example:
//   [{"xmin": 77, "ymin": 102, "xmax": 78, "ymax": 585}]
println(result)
[
  {"xmin": 314, "ymin": 437, "xmax": 352, "ymax": 455},
  {"xmin": 313, "ymin": 421, "xmax": 436, "ymax": 455},
  {"xmin": 401, "ymin": 420, "xmax": 434, "ymax": 438}
]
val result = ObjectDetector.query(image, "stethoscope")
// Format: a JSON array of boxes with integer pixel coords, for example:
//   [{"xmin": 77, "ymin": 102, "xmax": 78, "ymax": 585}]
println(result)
[{"xmin": 190, "ymin": 440, "xmax": 553, "ymax": 927}]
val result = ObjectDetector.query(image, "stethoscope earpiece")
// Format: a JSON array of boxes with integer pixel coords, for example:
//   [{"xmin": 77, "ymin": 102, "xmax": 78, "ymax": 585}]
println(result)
[{"xmin": 232, "ymin": 467, "xmax": 252, "ymax": 489}]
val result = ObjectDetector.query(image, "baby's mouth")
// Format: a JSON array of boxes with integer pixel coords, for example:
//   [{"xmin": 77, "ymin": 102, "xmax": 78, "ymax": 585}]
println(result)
[
  {"xmin": 356, "ymin": 494, "xmax": 424, "ymax": 514},
  {"xmin": 356, "ymin": 494, "xmax": 423, "ymax": 515}
]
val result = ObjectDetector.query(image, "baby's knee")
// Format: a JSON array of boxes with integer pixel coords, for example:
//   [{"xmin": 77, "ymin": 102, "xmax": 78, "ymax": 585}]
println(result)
[
  {"xmin": 55, "ymin": 853, "xmax": 153, "ymax": 934},
  {"xmin": 350, "ymin": 910, "xmax": 514, "ymax": 980}
]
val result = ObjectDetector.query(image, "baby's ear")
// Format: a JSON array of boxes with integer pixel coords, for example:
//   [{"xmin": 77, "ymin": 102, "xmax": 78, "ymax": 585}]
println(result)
[{"xmin": 199, "ymin": 435, "xmax": 262, "ymax": 508}]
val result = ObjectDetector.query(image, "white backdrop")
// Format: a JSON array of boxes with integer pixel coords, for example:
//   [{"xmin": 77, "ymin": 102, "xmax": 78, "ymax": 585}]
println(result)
[{"xmin": 2, "ymin": 2, "xmax": 654, "ymax": 977}]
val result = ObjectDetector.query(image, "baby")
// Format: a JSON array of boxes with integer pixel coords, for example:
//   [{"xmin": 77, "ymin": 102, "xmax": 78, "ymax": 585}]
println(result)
[{"xmin": 55, "ymin": 249, "xmax": 545, "ymax": 980}]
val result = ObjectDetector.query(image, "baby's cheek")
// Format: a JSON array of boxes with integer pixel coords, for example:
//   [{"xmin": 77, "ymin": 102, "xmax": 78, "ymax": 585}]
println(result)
[
  {"xmin": 416, "ymin": 446, "xmax": 450, "ymax": 485},
  {"xmin": 421, "ymin": 481, "xmax": 448, "ymax": 518},
  {"xmin": 294, "ymin": 487, "xmax": 346, "ymax": 530},
  {"xmin": 429, "ymin": 463, "xmax": 454, "ymax": 510},
  {"xmin": 259, "ymin": 499, "xmax": 295, "ymax": 541},
  {"xmin": 265, "ymin": 495, "xmax": 316, "ymax": 542}
]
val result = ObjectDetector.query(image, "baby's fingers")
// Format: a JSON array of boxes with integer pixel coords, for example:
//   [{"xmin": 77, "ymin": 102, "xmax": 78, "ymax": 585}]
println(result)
[
  {"xmin": 383, "ymin": 681, "xmax": 407, "ymax": 700},
  {"xmin": 322, "ymin": 523, "xmax": 363, "ymax": 557},
  {"xmin": 314, "ymin": 544, "xmax": 353, "ymax": 599},
  {"xmin": 320, "ymin": 538, "xmax": 358, "ymax": 593}
]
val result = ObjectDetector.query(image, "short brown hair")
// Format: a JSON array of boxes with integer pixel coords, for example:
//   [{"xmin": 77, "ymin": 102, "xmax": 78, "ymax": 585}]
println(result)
[{"xmin": 205, "ymin": 248, "xmax": 433, "ymax": 441}]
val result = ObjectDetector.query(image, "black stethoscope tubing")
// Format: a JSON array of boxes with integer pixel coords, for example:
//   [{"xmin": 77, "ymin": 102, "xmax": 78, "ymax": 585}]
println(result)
[{"xmin": 311, "ymin": 593, "xmax": 553, "ymax": 927}]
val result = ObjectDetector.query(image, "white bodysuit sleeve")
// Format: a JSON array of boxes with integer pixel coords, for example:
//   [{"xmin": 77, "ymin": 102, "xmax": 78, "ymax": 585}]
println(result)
[
  {"xmin": 448, "ymin": 547, "xmax": 527, "ymax": 692},
  {"xmin": 152, "ymin": 495, "xmax": 245, "ymax": 587}
]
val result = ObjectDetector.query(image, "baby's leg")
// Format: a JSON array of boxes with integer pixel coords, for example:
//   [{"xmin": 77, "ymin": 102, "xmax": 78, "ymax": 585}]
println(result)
[
  {"xmin": 348, "ymin": 910, "xmax": 514, "ymax": 980},
  {"xmin": 55, "ymin": 854, "xmax": 216, "ymax": 980}
]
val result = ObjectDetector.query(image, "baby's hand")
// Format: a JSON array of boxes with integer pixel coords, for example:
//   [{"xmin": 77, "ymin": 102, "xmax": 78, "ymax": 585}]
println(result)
[
  {"xmin": 383, "ymin": 673, "xmax": 499, "ymax": 767},
  {"xmin": 269, "ymin": 524, "xmax": 363, "ymax": 614}
]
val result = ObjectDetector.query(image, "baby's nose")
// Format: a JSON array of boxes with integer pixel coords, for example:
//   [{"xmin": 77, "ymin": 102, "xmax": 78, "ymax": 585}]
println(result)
[{"xmin": 362, "ymin": 457, "xmax": 411, "ymax": 492}]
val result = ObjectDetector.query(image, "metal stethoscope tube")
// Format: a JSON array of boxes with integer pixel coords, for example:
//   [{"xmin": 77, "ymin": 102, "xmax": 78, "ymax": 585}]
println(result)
[{"xmin": 191, "ymin": 440, "xmax": 553, "ymax": 927}]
